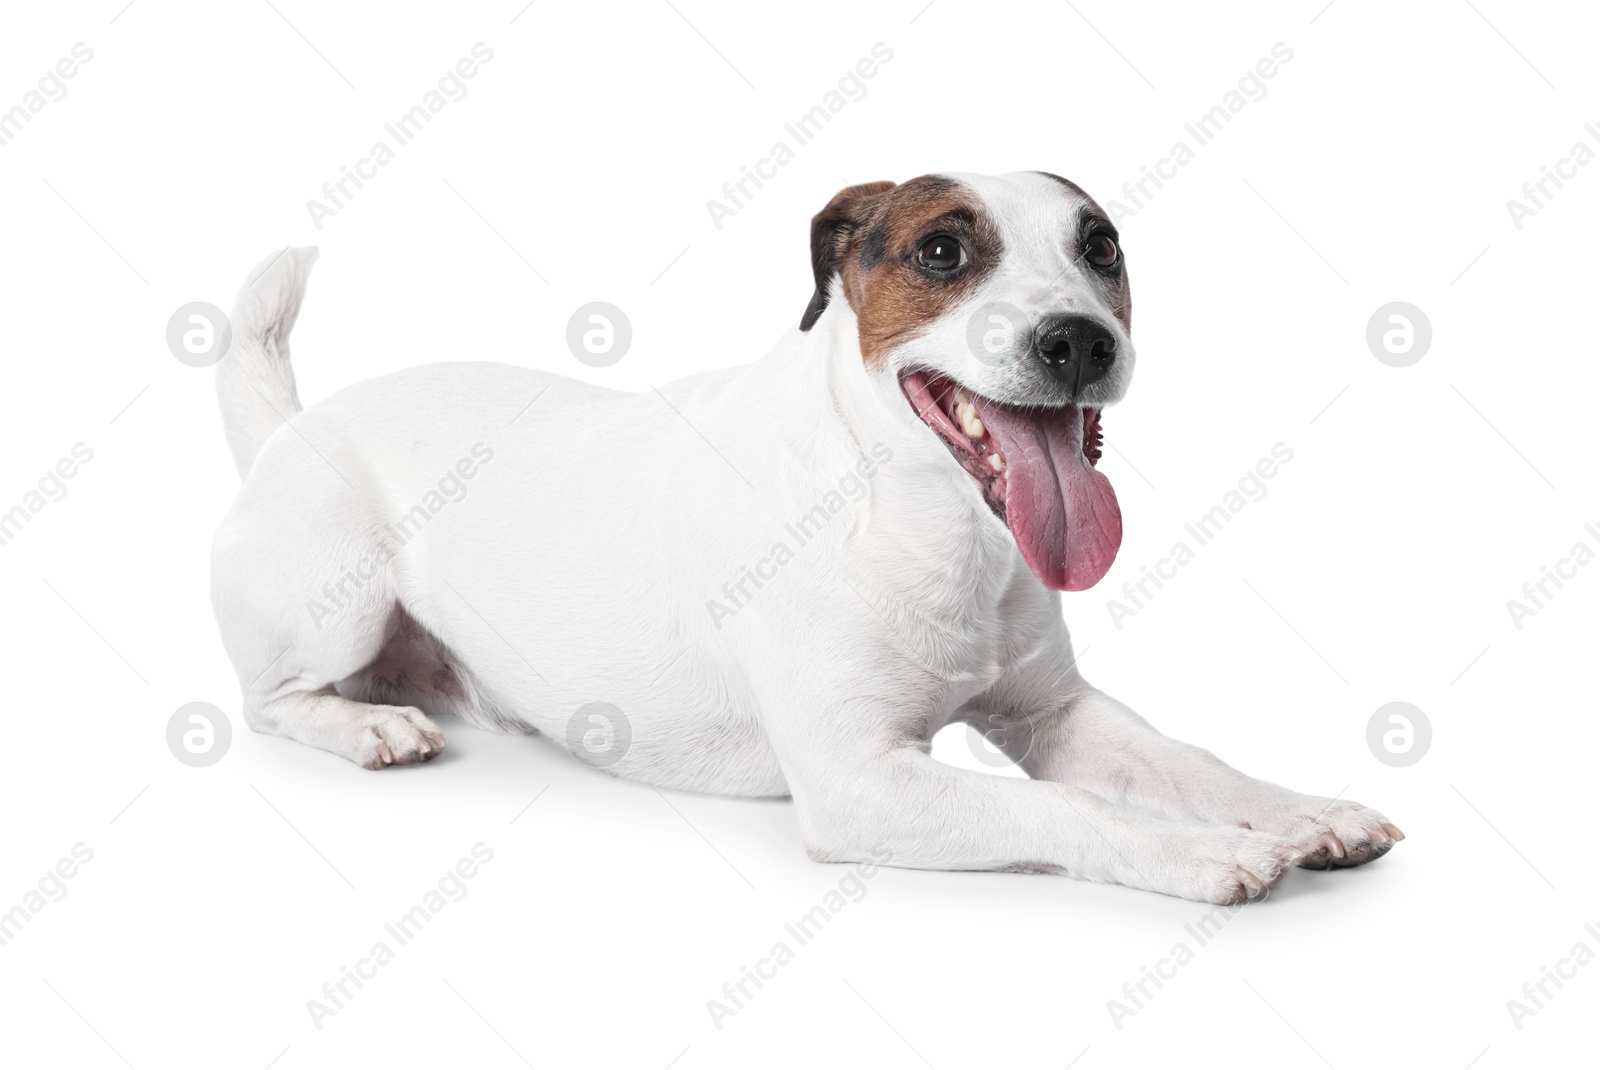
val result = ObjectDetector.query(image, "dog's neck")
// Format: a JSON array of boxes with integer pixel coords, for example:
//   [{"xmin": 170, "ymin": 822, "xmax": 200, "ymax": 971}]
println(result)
[{"xmin": 747, "ymin": 297, "xmax": 1043, "ymax": 625}]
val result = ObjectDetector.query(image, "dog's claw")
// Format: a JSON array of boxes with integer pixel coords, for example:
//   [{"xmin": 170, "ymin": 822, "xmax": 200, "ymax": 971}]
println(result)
[
  {"xmin": 1278, "ymin": 799, "xmax": 1403, "ymax": 869},
  {"xmin": 354, "ymin": 707, "xmax": 447, "ymax": 769}
]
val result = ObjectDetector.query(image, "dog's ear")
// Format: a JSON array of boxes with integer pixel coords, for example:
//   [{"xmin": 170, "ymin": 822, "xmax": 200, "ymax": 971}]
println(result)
[{"xmin": 800, "ymin": 181, "xmax": 895, "ymax": 331}]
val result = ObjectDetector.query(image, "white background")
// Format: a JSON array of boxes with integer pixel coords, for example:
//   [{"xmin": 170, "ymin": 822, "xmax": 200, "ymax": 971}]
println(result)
[{"xmin": 1, "ymin": 1, "xmax": 1596, "ymax": 1067}]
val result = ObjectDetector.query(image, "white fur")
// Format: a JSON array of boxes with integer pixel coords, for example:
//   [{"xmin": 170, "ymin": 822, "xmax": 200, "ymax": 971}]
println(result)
[{"xmin": 210, "ymin": 172, "xmax": 1400, "ymax": 903}]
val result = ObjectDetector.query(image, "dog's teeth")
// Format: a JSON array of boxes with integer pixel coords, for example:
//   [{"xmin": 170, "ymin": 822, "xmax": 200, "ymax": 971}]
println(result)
[
  {"xmin": 952, "ymin": 386, "xmax": 971, "ymax": 406},
  {"xmin": 987, "ymin": 454, "xmax": 1004, "ymax": 472},
  {"xmin": 954, "ymin": 400, "xmax": 984, "ymax": 439}
]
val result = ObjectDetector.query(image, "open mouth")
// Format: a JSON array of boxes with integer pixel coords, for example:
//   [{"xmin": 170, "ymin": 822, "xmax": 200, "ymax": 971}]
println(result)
[{"xmin": 901, "ymin": 370, "xmax": 1122, "ymax": 591}]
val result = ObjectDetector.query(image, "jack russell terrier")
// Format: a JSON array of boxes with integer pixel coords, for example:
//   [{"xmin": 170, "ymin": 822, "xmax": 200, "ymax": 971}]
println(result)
[{"xmin": 211, "ymin": 171, "xmax": 1402, "ymax": 903}]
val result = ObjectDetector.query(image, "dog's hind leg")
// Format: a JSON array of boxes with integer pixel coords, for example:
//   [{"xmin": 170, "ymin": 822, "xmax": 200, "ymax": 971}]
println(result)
[
  {"xmin": 218, "ymin": 593, "xmax": 448, "ymax": 770},
  {"xmin": 248, "ymin": 685, "xmax": 445, "ymax": 770},
  {"xmin": 209, "ymin": 245, "xmax": 449, "ymax": 769},
  {"xmin": 218, "ymin": 598, "xmax": 449, "ymax": 770},
  {"xmin": 213, "ymin": 516, "xmax": 447, "ymax": 770}
]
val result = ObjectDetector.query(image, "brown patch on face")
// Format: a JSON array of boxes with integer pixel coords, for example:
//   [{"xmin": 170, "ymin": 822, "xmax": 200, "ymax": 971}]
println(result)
[{"xmin": 800, "ymin": 176, "xmax": 1002, "ymax": 368}]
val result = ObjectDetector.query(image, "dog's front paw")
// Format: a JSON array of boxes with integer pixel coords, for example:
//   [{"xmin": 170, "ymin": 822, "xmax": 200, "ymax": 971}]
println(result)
[
  {"xmin": 1172, "ymin": 826, "xmax": 1301, "ymax": 905},
  {"xmin": 350, "ymin": 706, "xmax": 446, "ymax": 770},
  {"xmin": 1268, "ymin": 799, "xmax": 1404, "ymax": 870}
]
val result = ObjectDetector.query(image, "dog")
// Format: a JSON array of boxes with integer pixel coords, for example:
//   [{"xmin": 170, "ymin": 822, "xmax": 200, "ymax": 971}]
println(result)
[{"xmin": 211, "ymin": 171, "xmax": 1401, "ymax": 903}]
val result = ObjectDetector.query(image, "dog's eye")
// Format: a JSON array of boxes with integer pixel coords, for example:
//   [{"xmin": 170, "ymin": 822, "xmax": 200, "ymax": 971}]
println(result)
[
  {"xmin": 917, "ymin": 235, "xmax": 963, "ymax": 272},
  {"xmin": 1085, "ymin": 232, "xmax": 1120, "ymax": 270}
]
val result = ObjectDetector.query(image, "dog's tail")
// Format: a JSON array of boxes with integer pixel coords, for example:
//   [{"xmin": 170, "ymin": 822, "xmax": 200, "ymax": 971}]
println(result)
[{"xmin": 216, "ymin": 246, "xmax": 319, "ymax": 479}]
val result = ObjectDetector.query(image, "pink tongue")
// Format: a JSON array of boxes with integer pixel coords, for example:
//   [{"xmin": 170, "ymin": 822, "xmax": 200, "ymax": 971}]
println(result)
[{"xmin": 970, "ymin": 398, "xmax": 1122, "ymax": 591}]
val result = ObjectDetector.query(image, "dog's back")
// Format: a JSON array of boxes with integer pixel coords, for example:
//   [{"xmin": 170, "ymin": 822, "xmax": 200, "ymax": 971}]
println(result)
[{"xmin": 211, "ymin": 252, "xmax": 799, "ymax": 790}]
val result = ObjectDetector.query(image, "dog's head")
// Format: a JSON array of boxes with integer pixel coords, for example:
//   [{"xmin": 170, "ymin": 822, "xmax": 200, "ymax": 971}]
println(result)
[{"xmin": 800, "ymin": 172, "xmax": 1132, "ymax": 592}]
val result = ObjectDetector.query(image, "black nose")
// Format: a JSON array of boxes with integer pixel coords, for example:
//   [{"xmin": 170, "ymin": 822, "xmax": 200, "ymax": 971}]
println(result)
[{"xmin": 1034, "ymin": 315, "xmax": 1116, "ymax": 392}]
